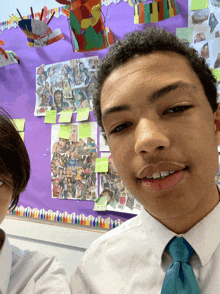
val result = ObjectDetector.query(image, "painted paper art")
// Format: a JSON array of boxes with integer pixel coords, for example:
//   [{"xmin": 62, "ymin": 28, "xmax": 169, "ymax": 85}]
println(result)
[
  {"xmin": 34, "ymin": 56, "xmax": 100, "ymax": 116},
  {"xmin": 17, "ymin": 7, "xmax": 64, "ymax": 48},
  {"xmin": 99, "ymin": 153, "xmax": 141, "ymax": 215},
  {"xmin": 51, "ymin": 122, "xmax": 98, "ymax": 200},
  {"xmin": 57, "ymin": 0, "xmax": 114, "ymax": 52},
  {"xmin": 189, "ymin": 0, "xmax": 220, "ymax": 36},
  {"xmin": 133, "ymin": 0, "xmax": 180, "ymax": 24},
  {"xmin": 0, "ymin": 40, "xmax": 19, "ymax": 67},
  {"xmin": 18, "ymin": 19, "xmax": 63, "ymax": 47}
]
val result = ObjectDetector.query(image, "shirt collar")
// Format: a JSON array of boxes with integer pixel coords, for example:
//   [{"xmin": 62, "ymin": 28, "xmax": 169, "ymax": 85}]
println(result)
[
  {"xmin": 140, "ymin": 185, "xmax": 220, "ymax": 268},
  {"xmin": 0, "ymin": 229, "xmax": 12, "ymax": 294}
]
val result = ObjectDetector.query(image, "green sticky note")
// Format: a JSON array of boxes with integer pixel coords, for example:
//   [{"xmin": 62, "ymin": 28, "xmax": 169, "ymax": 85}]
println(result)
[
  {"xmin": 58, "ymin": 125, "xmax": 72, "ymax": 139},
  {"xmin": 44, "ymin": 110, "xmax": 57, "ymax": 124},
  {"xmin": 191, "ymin": 0, "xmax": 208, "ymax": 10},
  {"xmin": 93, "ymin": 195, "xmax": 107, "ymax": 211},
  {"xmin": 95, "ymin": 158, "xmax": 109, "ymax": 173},
  {"xmin": 79, "ymin": 124, "xmax": 91, "ymax": 139},
  {"xmin": 76, "ymin": 108, "xmax": 90, "ymax": 121},
  {"xmin": 58, "ymin": 110, "xmax": 73, "ymax": 123},
  {"xmin": 19, "ymin": 132, "xmax": 24, "ymax": 141},
  {"xmin": 212, "ymin": 69, "xmax": 220, "ymax": 82},
  {"xmin": 176, "ymin": 27, "xmax": 194, "ymax": 43},
  {"xmin": 12, "ymin": 119, "xmax": 25, "ymax": 131}
]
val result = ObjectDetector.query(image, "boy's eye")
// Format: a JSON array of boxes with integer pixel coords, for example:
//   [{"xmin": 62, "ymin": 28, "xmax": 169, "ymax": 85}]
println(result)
[
  {"xmin": 164, "ymin": 105, "xmax": 193, "ymax": 115},
  {"xmin": 110, "ymin": 122, "xmax": 132, "ymax": 134}
]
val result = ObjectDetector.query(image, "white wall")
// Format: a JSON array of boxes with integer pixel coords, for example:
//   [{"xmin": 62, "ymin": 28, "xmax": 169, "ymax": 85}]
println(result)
[
  {"xmin": 0, "ymin": 0, "xmax": 63, "ymax": 22},
  {"xmin": 1, "ymin": 215, "xmax": 107, "ymax": 278}
]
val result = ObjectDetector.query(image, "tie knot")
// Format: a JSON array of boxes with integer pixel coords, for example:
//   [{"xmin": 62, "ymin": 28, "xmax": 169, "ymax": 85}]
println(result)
[{"xmin": 166, "ymin": 237, "xmax": 194, "ymax": 263}]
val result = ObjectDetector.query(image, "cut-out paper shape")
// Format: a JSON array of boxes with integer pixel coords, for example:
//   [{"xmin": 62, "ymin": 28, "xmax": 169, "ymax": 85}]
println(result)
[
  {"xmin": 76, "ymin": 108, "xmax": 90, "ymax": 121},
  {"xmin": 17, "ymin": 7, "xmax": 64, "ymax": 47},
  {"xmin": 19, "ymin": 132, "xmax": 24, "ymax": 141},
  {"xmin": 79, "ymin": 123, "xmax": 91, "ymax": 139},
  {"xmin": 58, "ymin": 110, "xmax": 73, "ymax": 123},
  {"xmin": 58, "ymin": 125, "xmax": 72, "ymax": 139},
  {"xmin": 212, "ymin": 69, "xmax": 220, "ymax": 82},
  {"xmin": 93, "ymin": 195, "xmax": 107, "ymax": 211},
  {"xmin": 11, "ymin": 119, "xmax": 25, "ymax": 131},
  {"xmin": 0, "ymin": 39, "xmax": 20, "ymax": 68},
  {"xmin": 176, "ymin": 27, "xmax": 194, "ymax": 43},
  {"xmin": 211, "ymin": 0, "xmax": 220, "ymax": 7},
  {"xmin": 95, "ymin": 158, "xmax": 108, "ymax": 173},
  {"xmin": 45, "ymin": 110, "xmax": 57, "ymax": 124},
  {"xmin": 55, "ymin": 0, "xmax": 115, "ymax": 52},
  {"xmin": 209, "ymin": 13, "xmax": 218, "ymax": 33},
  {"xmin": 134, "ymin": 0, "xmax": 180, "ymax": 24},
  {"xmin": 191, "ymin": 0, "xmax": 208, "ymax": 10}
]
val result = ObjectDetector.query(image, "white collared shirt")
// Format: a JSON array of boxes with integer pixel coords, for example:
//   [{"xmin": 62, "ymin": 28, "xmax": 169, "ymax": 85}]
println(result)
[
  {"xmin": 0, "ymin": 229, "xmax": 72, "ymax": 294},
  {"xmin": 71, "ymin": 196, "xmax": 220, "ymax": 293}
]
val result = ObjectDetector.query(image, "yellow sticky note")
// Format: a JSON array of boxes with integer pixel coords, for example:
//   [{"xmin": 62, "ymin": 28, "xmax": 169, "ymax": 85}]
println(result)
[
  {"xmin": 93, "ymin": 195, "xmax": 107, "ymax": 211},
  {"xmin": 58, "ymin": 110, "xmax": 73, "ymax": 123},
  {"xmin": 12, "ymin": 119, "xmax": 25, "ymax": 131},
  {"xmin": 95, "ymin": 158, "xmax": 109, "ymax": 173},
  {"xmin": 76, "ymin": 108, "xmax": 90, "ymax": 121},
  {"xmin": 212, "ymin": 69, "xmax": 220, "ymax": 82},
  {"xmin": 19, "ymin": 132, "xmax": 24, "ymax": 141},
  {"xmin": 58, "ymin": 125, "xmax": 72, "ymax": 139},
  {"xmin": 44, "ymin": 110, "xmax": 57, "ymax": 124},
  {"xmin": 79, "ymin": 124, "xmax": 91, "ymax": 139},
  {"xmin": 191, "ymin": 0, "xmax": 208, "ymax": 10},
  {"xmin": 176, "ymin": 27, "xmax": 194, "ymax": 43}
]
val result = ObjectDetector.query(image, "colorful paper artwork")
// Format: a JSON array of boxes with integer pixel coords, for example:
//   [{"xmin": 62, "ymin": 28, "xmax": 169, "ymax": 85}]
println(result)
[
  {"xmin": 55, "ymin": 0, "xmax": 114, "ymax": 52},
  {"xmin": 0, "ymin": 40, "xmax": 19, "ymax": 68},
  {"xmin": 34, "ymin": 56, "xmax": 100, "ymax": 116},
  {"xmin": 99, "ymin": 153, "xmax": 141, "ymax": 215},
  {"xmin": 17, "ymin": 7, "xmax": 64, "ymax": 47},
  {"xmin": 187, "ymin": 0, "xmax": 220, "ymax": 80},
  {"xmin": 51, "ymin": 122, "xmax": 98, "ymax": 201},
  {"xmin": 134, "ymin": 0, "xmax": 180, "ymax": 24}
]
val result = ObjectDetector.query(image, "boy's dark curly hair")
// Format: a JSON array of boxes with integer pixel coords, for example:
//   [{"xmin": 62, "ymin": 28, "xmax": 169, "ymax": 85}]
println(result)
[{"xmin": 93, "ymin": 26, "xmax": 218, "ymax": 141}]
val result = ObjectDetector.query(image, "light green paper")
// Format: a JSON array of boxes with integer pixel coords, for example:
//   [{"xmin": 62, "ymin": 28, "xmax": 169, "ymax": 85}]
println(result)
[
  {"xmin": 76, "ymin": 108, "xmax": 90, "ymax": 121},
  {"xmin": 79, "ymin": 124, "xmax": 91, "ymax": 139},
  {"xmin": 176, "ymin": 27, "xmax": 194, "ymax": 43},
  {"xmin": 44, "ymin": 110, "xmax": 57, "ymax": 124},
  {"xmin": 58, "ymin": 125, "xmax": 72, "ymax": 139},
  {"xmin": 93, "ymin": 195, "xmax": 107, "ymax": 211},
  {"xmin": 58, "ymin": 110, "xmax": 73, "ymax": 123},
  {"xmin": 12, "ymin": 118, "xmax": 25, "ymax": 131},
  {"xmin": 95, "ymin": 158, "xmax": 109, "ymax": 173},
  {"xmin": 212, "ymin": 69, "xmax": 220, "ymax": 82},
  {"xmin": 19, "ymin": 132, "xmax": 24, "ymax": 141},
  {"xmin": 191, "ymin": 0, "xmax": 208, "ymax": 10}
]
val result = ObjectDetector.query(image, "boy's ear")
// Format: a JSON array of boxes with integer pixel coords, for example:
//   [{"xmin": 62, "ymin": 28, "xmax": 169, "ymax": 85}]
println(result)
[{"xmin": 214, "ymin": 103, "xmax": 220, "ymax": 145}]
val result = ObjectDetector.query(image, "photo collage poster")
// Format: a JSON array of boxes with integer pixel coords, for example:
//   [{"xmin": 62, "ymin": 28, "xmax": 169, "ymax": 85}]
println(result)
[
  {"xmin": 35, "ymin": 56, "xmax": 101, "ymax": 116},
  {"xmin": 188, "ymin": 0, "xmax": 220, "ymax": 96},
  {"xmin": 51, "ymin": 122, "xmax": 98, "ymax": 201},
  {"xmin": 100, "ymin": 152, "xmax": 141, "ymax": 215}
]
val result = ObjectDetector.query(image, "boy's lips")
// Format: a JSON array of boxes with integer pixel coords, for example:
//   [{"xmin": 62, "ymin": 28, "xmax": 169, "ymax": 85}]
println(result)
[
  {"xmin": 140, "ymin": 170, "xmax": 185, "ymax": 191},
  {"xmin": 137, "ymin": 162, "xmax": 187, "ymax": 179}
]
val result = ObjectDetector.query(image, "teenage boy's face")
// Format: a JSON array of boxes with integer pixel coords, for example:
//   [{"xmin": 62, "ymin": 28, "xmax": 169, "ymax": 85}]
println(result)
[
  {"xmin": 101, "ymin": 51, "xmax": 220, "ymax": 232},
  {"xmin": 0, "ymin": 175, "xmax": 13, "ymax": 224}
]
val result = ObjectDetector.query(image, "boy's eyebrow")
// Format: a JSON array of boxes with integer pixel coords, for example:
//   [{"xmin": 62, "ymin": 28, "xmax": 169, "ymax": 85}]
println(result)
[{"xmin": 102, "ymin": 81, "xmax": 197, "ymax": 122}]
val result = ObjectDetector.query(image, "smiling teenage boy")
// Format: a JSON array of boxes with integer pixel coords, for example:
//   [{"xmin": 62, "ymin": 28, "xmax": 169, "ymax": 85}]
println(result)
[
  {"xmin": 0, "ymin": 108, "xmax": 71, "ymax": 293},
  {"xmin": 71, "ymin": 27, "xmax": 220, "ymax": 293}
]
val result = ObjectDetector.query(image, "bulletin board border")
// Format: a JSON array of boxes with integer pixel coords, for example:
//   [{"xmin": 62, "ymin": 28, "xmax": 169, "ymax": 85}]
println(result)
[{"xmin": 7, "ymin": 206, "xmax": 124, "ymax": 229}]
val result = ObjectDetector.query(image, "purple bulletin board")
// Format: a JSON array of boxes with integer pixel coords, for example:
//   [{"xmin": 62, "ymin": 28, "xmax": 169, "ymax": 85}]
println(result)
[{"xmin": 0, "ymin": 1, "xmax": 188, "ymax": 228}]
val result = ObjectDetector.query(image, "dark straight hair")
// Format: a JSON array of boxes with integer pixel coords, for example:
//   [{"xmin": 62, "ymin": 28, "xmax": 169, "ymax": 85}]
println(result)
[{"xmin": 0, "ymin": 107, "xmax": 31, "ymax": 210}]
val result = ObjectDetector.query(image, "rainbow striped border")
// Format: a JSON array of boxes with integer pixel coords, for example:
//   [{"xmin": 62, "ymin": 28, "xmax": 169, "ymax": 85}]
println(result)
[{"xmin": 7, "ymin": 206, "xmax": 124, "ymax": 229}]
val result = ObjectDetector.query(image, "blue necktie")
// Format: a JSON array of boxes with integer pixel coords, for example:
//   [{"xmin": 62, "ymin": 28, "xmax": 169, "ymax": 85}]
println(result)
[{"xmin": 161, "ymin": 237, "xmax": 200, "ymax": 294}]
